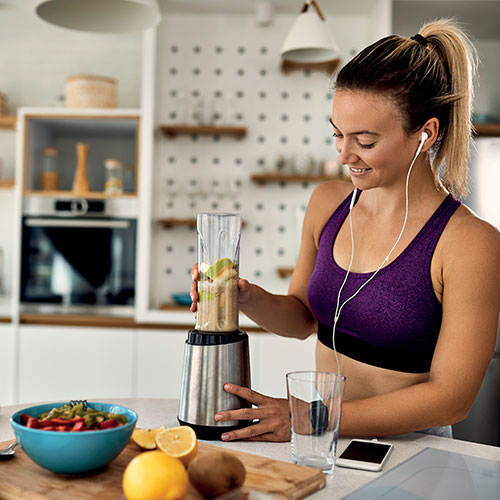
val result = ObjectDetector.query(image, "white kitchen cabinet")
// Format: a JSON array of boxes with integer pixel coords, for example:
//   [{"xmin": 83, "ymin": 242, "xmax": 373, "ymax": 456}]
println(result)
[
  {"xmin": 249, "ymin": 332, "xmax": 316, "ymax": 399},
  {"xmin": 0, "ymin": 324, "xmax": 14, "ymax": 406},
  {"xmin": 17, "ymin": 325, "xmax": 134, "ymax": 404},
  {"xmin": 136, "ymin": 328, "xmax": 188, "ymax": 399}
]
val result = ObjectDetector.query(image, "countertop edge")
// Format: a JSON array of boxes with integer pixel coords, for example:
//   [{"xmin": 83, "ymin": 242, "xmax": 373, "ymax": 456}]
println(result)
[{"xmin": 18, "ymin": 312, "xmax": 267, "ymax": 332}]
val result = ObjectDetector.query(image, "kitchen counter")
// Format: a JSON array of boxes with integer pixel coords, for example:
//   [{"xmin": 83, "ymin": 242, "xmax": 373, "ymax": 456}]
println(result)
[
  {"xmin": 1, "ymin": 398, "xmax": 499, "ymax": 499},
  {"xmin": 17, "ymin": 311, "xmax": 265, "ymax": 331}
]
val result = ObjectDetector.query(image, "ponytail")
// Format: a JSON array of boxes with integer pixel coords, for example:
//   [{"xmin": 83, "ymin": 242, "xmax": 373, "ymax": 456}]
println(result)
[{"xmin": 419, "ymin": 20, "xmax": 477, "ymax": 198}]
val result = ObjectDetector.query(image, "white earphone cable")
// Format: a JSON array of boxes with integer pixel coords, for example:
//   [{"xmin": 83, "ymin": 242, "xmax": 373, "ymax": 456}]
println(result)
[{"xmin": 331, "ymin": 135, "xmax": 427, "ymax": 376}]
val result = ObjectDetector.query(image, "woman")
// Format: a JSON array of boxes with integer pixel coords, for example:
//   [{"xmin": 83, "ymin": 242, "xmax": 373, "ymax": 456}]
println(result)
[{"xmin": 191, "ymin": 19, "xmax": 500, "ymax": 442}]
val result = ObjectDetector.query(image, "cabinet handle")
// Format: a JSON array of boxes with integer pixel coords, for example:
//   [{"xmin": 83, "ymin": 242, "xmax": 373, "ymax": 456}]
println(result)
[{"xmin": 25, "ymin": 218, "xmax": 130, "ymax": 229}]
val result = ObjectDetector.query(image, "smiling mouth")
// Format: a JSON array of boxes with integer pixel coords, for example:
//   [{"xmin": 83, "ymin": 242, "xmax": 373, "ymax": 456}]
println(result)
[{"xmin": 350, "ymin": 167, "xmax": 371, "ymax": 173}]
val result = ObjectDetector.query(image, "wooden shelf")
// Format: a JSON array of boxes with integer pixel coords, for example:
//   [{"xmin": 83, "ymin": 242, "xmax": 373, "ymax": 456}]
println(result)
[
  {"xmin": 159, "ymin": 124, "xmax": 247, "ymax": 139},
  {"xmin": 157, "ymin": 217, "xmax": 197, "ymax": 229},
  {"xmin": 473, "ymin": 123, "xmax": 500, "ymax": 137},
  {"xmin": 158, "ymin": 304, "xmax": 190, "ymax": 311},
  {"xmin": 277, "ymin": 267, "xmax": 294, "ymax": 278},
  {"xmin": 0, "ymin": 115, "xmax": 16, "ymax": 129},
  {"xmin": 23, "ymin": 190, "xmax": 137, "ymax": 199},
  {"xmin": 251, "ymin": 173, "xmax": 350, "ymax": 185},
  {"xmin": 0, "ymin": 179, "xmax": 15, "ymax": 188},
  {"xmin": 158, "ymin": 217, "xmax": 247, "ymax": 229}
]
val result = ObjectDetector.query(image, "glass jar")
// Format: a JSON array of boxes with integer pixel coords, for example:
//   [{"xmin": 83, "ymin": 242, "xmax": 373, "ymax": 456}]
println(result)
[
  {"xmin": 41, "ymin": 147, "xmax": 59, "ymax": 190},
  {"xmin": 104, "ymin": 158, "xmax": 124, "ymax": 195}
]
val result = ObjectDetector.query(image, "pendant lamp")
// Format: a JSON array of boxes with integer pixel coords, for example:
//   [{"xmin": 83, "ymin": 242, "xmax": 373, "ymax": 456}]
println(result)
[
  {"xmin": 280, "ymin": 0, "xmax": 341, "ymax": 74},
  {"xmin": 35, "ymin": 0, "xmax": 161, "ymax": 34}
]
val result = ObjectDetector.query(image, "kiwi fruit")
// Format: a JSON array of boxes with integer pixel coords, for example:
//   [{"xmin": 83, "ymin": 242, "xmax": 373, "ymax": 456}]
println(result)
[{"xmin": 188, "ymin": 450, "xmax": 246, "ymax": 498}]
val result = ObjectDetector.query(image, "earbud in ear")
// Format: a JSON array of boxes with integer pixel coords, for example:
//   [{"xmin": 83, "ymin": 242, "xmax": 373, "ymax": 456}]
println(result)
[{"xmin": 421, "ymin": 131, "xmax": 429, "ymax": 142}]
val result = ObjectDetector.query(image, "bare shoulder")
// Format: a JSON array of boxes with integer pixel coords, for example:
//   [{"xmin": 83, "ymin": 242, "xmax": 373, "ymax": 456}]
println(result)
[
  {"xmin": 440, "ymin": 204, "xmax": 500, "ymax": 271},
  {"xmin": 305, "ymin": 181, "xmax": 354, "ymax": 247}
]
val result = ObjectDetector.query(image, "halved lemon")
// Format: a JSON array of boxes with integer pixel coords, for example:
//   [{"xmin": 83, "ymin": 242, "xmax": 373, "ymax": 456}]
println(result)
[
  {"xmin": 155, "ymin": 426, "xmax": 198, "ymax": 467},
  {"xmin": 131, "ymin": 426, "xmax": 167, "ymax": 450}
]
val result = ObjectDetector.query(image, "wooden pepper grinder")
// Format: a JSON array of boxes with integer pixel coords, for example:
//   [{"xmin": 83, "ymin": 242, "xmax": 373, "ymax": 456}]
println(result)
[{"xmin": 72, "ymin": 142, "xmax": 90, "ymax": 194}]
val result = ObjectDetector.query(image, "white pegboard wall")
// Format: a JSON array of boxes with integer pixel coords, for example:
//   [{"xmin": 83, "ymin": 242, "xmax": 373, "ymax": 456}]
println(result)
[{"xmin": 149, "ymin": 13, "xmax": 371, "ymax": 308}]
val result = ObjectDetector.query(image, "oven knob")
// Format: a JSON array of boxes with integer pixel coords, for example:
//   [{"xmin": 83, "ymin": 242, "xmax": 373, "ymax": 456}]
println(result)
[{"xmin": 70, "ymin": 198, "xmax": 89, "ymax": 215}]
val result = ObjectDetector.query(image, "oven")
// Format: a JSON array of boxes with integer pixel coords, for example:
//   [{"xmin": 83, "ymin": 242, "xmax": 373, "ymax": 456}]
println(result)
[{"xmin": 20, "ymin": 197, "xmax": 137, "ymax": 316}]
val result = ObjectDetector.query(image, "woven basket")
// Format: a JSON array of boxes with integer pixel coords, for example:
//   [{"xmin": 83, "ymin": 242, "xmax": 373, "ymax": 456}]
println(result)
[{"xmin": 65, "ymin": 75, "xmax": 117, "ymax": 108}]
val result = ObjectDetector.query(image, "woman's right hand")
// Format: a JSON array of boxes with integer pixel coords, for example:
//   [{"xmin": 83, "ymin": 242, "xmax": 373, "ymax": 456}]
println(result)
[{"xmin": 189, "ymin": 263, "xmax": 252, "ymax": 313}]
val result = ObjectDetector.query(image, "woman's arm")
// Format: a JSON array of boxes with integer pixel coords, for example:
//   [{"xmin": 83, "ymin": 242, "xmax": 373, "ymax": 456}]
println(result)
[
  {"xmin": 339, "ymin": 215, "xmax": 500, "ymax": 436},
  {"xmin": 238, "ymin": 182, "xmax": 351, "ymax": 338}
]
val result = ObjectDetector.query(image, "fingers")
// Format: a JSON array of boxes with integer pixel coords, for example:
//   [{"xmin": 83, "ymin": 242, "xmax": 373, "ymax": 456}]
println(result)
[
  {"xmin": 191, "ymin": 263, "xmax": 199, "ymax": 279},
  {"xmin": 220, "ymin": 421, "xmax": 273, "ymax": 442},
  {"xmin": 190, "ymin": 264, "xmax": 199, "ymax": 312},
  {"xmin": 219, "ymin": 420, "xmax": 290, "ymax": 442},
  {"xmin": 237, "ymin": 278, "xmax": 248, "ymax": 291},
  {"xmin": 223, "ymin": 384, "xmax": 266, "ymax": 405},
  {"xmin": 215, "ymin": 406, "xmax": 265, "ymax": 424},
  {"xmin": 189, "ymin": 280, "xmax": 198, "ymax": 312}
]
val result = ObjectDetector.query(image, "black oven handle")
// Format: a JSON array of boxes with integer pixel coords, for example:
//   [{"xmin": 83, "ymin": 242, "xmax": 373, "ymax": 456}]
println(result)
[{"xmin": 25, "ymin": 218, "xmax": 130, "ymax": 229}]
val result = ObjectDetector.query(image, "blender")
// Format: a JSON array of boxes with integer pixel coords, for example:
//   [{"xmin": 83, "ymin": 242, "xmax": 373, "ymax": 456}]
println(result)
[{"xmin": 177, "ymin": 213, "xmax": 251, "ymax": 440}]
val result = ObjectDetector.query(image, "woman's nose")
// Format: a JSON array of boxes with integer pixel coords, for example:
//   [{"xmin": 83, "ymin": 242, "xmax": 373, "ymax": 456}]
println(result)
[{"xmin": 336, "ymin": 141, "xmax": 359, "ymax": 166}]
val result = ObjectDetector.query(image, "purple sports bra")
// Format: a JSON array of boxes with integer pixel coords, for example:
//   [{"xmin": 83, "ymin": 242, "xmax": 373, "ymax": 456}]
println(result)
[{"xmin": 307, "ymin": 190, "xmax": 461, "ymax": 373}]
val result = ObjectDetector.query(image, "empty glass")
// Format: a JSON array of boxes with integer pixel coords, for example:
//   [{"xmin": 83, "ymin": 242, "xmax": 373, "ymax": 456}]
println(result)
[{"xmin": 286, "ymin": 371, "xmax": 345, "ymax": 475}]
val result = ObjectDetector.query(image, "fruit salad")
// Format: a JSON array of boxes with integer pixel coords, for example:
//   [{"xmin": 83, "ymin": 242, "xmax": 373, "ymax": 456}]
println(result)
[
  {"xmin": 196, "ymin": 257, "xmax": 239, "ymax": 332},
  {"xmin": 20, "ymin": 402, "xmax": 128, "ymax": 432}
]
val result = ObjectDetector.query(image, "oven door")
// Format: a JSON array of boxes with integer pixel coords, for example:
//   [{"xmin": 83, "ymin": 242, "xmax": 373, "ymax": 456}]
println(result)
[{"xmin": 20, "ymin": 216, "xmax": 136, "ymax": 315}]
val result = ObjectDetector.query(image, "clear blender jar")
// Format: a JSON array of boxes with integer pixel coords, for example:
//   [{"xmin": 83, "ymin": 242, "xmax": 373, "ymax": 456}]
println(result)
[{"xmin": 195, "ymin": 213, "xmax": 241, "ymax": 333}]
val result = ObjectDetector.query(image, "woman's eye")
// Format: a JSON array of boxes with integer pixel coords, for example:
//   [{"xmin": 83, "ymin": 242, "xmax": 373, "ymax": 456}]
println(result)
[
  {"xmin": 332, "ymin": 133, "xmax": 343, "ymax": 138},
  {"xmin": 359, "ymin": 142, "xmax": 375, "ymax": 149}
]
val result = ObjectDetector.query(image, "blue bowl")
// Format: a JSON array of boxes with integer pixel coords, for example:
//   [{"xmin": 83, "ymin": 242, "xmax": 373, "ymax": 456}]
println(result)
[{"xmin": 11, "ymin": 401, "xmax": 138, "ymax": 474}]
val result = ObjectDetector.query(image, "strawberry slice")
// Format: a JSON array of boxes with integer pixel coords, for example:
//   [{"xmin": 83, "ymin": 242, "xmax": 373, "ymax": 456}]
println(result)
[
  {"xmin": 26, "ymin": 417, "xmax": 39, "ymax": 429},
  {"xmin": 39, "ymin": 420, "xmax": 58, "ymax": 428},
  {"xmin": 71, "ymin": 421, "xmax": 87, "ymax": 432},
  {"xmin": 97, "ymin": 419, "xmax": 118, "ymax": 430}
]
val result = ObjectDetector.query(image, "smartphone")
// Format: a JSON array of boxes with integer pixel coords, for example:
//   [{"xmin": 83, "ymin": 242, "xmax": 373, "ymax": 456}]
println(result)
[{"xmin": 336, "ymin": 439, "xmax": 393, "ymax": 472}]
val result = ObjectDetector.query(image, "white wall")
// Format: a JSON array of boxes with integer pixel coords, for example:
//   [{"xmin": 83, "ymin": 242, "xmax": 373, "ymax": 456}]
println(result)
[{"xmin": 0, "ymin": 1, "xmax": 142, "ymax": 112}]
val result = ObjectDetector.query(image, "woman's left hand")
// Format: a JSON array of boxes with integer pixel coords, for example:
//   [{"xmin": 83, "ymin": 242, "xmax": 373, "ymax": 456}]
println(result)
[{"xmin": 215, "ymin": 384, "xmax": 290, "ymax": 442}]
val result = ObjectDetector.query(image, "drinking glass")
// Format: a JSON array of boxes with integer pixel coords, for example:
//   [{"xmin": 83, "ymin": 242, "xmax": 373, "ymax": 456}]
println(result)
[{"xmin": 286, "ymin": 371, "xmax": 345, "ymax": 475}]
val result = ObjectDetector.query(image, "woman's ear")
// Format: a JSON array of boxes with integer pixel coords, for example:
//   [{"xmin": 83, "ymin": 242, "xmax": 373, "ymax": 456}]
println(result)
[{"xmin": 420, "ymin": 118, "xmax": 439, "ymax": 151}]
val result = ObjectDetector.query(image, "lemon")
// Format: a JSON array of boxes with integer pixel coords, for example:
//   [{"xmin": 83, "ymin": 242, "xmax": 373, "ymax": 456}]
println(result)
[
  {"xmin": 131, "ymin": 426, "xmax": 167, "ymax": 450},
  {"xmin": 122, "ymin": 451, "xmax": 189, "ymax": 500},
  {"xmin": 155, "ymin": 426, "xmax": 198, "ymax": 467}
]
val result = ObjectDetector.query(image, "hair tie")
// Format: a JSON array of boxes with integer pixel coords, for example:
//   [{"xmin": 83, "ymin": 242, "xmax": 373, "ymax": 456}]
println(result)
[{"xmin": 411, "ymin": 34, "xmax": 428, "ymax": 47}]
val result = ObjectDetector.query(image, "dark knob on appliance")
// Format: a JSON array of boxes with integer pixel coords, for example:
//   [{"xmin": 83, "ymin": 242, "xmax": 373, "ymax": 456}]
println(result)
[{"xmin": 70, "ymin": 199, "xmax": 89, "ymax": 215}]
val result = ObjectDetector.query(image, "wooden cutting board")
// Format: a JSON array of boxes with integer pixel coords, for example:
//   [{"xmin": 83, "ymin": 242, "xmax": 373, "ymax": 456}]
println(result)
[{"xmin": 0, "ymin": 439, "xmax": 325, "ymax": 499}]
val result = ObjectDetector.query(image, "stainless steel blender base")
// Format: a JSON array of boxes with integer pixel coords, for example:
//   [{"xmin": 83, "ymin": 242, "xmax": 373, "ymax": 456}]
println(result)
[{"xmin": 177, "ymin": 329, "xmax": 252, "ymax": 440}]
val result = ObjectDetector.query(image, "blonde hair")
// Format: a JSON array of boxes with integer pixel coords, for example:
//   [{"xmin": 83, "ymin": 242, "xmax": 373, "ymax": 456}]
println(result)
[{"xmin": 335, "ymin": 19, "xmax": 477, "ymax": 198}]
